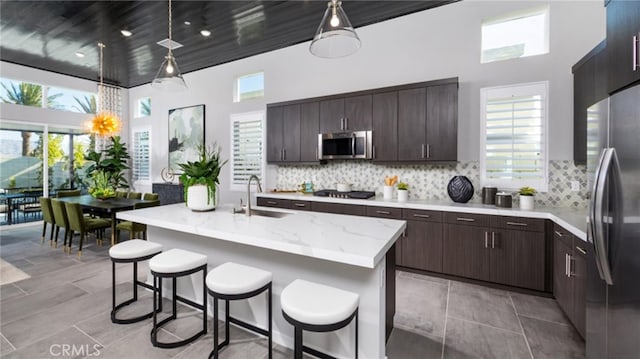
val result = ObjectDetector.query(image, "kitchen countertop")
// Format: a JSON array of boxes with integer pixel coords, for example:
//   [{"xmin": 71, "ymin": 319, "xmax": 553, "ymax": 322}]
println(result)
[
  {"xmin": 117, "ymin": 203, "xmax": 406, "ymax": 269},
  {"xmin": 257, "ymin": 192, "xmax": 589, "ymax": 241}
]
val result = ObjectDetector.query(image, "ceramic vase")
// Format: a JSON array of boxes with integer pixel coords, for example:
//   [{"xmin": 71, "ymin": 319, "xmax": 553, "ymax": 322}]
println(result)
[
  {"xmin": 383, "ymin": 185, "xmax": 393, "ymax": 200},
  {"xmin": 186, "ymin": 184, "xmax": 217, "ymax": 211},
  {"xmin": 519, "ymin": 195, "xmax": 534, "ymax": 210},
  {"xmin": 397, "ymin": 190, "xmax": 408, "ymax": 202}
]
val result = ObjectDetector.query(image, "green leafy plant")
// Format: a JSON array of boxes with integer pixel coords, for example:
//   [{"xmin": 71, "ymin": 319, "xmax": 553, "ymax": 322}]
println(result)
[
  {"xmin": 88, "ymin": 170, "xmax": 115, "ymax": 199},
  {"xmin": 178, "ymin": 145, "xmax": 228, "ymax": 205},
  {"xmin": 84, "ymin": 136, "xmax": 130, "ymax": 190},
  {"xmin": 519, "ymin": 186, "xmax": 537, "ymax": 196},
  {"xmin": 397, "ymin": 182, "xmax": 409, "ymax": 191},
  {"xmin": 8, "ymin": 176, "xmax": 16, "ymax": 188}
]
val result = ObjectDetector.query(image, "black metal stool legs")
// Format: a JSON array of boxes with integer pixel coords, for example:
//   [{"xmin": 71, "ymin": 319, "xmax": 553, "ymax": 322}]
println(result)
[{"xmin": 111, "ymin": 253, "xmax": 162, "ymax": 324}]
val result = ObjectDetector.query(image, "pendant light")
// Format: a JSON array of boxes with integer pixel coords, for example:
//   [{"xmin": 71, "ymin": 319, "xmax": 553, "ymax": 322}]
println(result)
[
  {"xmin": 89, "ymin": 42, "xmax": 121, "ymax": 137},
  {"xmin": 309, "ymin": 0, "xmax": 361, "ymax": 58},
  {"xmin": 152, "ymin": 0, "xmax": 187, "ymax": 91}
]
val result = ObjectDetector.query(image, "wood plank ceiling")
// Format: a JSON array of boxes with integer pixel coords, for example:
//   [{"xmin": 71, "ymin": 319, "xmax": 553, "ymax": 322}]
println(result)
[{"xmin": 0, "ymin": 1, "xmax": 457, "ymax": 88}]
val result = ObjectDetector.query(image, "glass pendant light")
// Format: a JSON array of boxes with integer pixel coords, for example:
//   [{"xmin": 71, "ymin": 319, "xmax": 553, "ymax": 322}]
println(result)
[
  {"xmin": 152, "ymin": 0, "xmax": 187, "ymax": 91},
  {"xmin": 309, "ymin": 0, "xmax": 361, "ymax": 58}
]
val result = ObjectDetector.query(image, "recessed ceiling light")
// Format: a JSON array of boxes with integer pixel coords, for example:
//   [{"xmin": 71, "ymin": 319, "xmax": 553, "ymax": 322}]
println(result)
[
  {"xmin": 120, "ymin": 29, "xmax": 132, "ymax": 37},
  {"xmin": 200, "ymin": 30, "xmax": 211, "ymax": 37},
  {"xmin": 75, "ymin": 51, "xmax": 85, "ymax": 58},
  {"xmin": 184, "ymin": 21, "xmax": 191, "ymax": 25}
]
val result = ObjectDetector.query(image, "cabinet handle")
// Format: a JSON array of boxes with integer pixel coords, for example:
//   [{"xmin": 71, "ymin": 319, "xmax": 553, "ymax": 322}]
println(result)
[
  {"xmin": 294, "ymin": 203, "xmax": 307, "ymax": 207},
  {"xmin": 283, "ymin": 148, "xmax": 286, "ymax": 160},
  {"xmin": 554, "ymin": 230, "xmax": 564, "ymax": 237},
  {"xmin": 484, "ymin": 231, "xmax": 489, "ymax": 248},
  {"xmin": 376, "ymin": 210, "xmax": 391, "ymax": 215},
  {"xmin": 456, "ymin": 217, "xmax": 475, "ymax": 222},
  {"xmin": 345, "ymin": 117, "xmax": 349, "ymax": 130},
  {"xmin": 507, "ymin": 221, "xmax": 528, "ymax": 227},
  {"xmin": 267, "ymin": 201, "xmax": 277, "ymax": 205},
  {"xmin": 565, "ymin": 253, "xmax": 574, "ymax": 277},
  {"xmin": 426, "ymin": 144, "xmax": 431, "ymax": 159},
  {"xmin": 372, "ymin": 145, "xmax": 376, "ymax": 159},
  {"xmin": 412, "ymin": 213, "xmax": 431, "ymax": 218},
  {"xmin": 340, "ymin": 118, "xmax": 344, "ymax": 130},
  {"xmin": 491, "ymin": 232, "xmax": 495, "ymax": 249},
  {"xmin": 633, "ymin": 34, "xmax": 639, "ymax": 71},
  {"xmin": 576, "ymin": 246, "xmax": 587, "ymax": 255},
  {"xmin": 421, "ymin": 144, "xmax": 426, "ymax": 158}
]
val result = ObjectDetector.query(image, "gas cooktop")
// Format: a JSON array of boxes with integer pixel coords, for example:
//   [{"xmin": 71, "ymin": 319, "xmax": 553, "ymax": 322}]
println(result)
[{"xmin": 313, "ymin": 189, "xmax": 376, "ymax": 199}]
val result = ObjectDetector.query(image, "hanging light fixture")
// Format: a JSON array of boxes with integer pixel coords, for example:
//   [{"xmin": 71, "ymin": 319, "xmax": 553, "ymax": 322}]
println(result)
[
  {"xmin": 88, "ymin": 42, "xmax": 121, "ymax": 137},
  {"xmin": 309, "ymin": 0, "xmax": 361, "ymax": 58},
  {"xmin": 152, "ymin": 0, "xmax": 187, "ymax": 91}
]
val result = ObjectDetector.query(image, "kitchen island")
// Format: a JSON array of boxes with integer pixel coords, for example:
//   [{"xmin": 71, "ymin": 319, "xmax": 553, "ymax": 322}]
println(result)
[{"xmin": 117, "ymin": 203, "xmax": 406, "ymax": 358}]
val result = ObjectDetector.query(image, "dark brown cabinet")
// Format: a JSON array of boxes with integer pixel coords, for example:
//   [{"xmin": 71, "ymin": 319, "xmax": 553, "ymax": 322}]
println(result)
[
  {"xmin": 319, "ymin": 95, "xmax": 372, "ymax": 133},
  {"xmin": 398, "ymin": 84, "xmax": 458, "ymax": 162},
  {"xmin": 257, "ymin": 197, "xmax": 291, "ymax": 209},
  {"xmin": 572, "ymin": 41, "xmax": 607, "ymax": 165},
  {"xmin": 300, "ymin": 102, "xmax": 320, "ymax": 162},
  {"xmin": 310, "ymin": 201, "xmax": 366, "ymax": 216},
  {"xmin": 553, "ymin": 224, "xmax": 587, "ymax": 338},
  {"xmin": 266, "ymin": 105, "xmax": 300, "ymax": 163},
  {"xmin": 372, "ymin": 91, "xmax": 398, "ymax": 162},
  {"xmin": 290, "ymin": 200, "xmax": 312, "ymax": 211},
  {"xmin": 401, "ymin": 209, "xmax": 443, "ymax": 273},
  {"xmin": 443, "ymin": 213, "xmax": 546, "ymax": 291},
  {"xmin": 606, "ymin": 0, "xmax": 640, "ymax": 93}
]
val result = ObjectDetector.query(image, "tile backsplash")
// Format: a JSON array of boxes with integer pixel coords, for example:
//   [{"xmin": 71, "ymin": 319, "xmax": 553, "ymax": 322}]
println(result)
[{"xmin": 275, "ymin": 160, "xmax": 588, "ymax": 209}]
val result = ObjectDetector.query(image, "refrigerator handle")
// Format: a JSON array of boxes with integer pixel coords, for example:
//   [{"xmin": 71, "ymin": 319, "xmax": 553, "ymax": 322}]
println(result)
[{"xmin": 593, "ymin": 148, "xmax": 617, "ymax": 285}]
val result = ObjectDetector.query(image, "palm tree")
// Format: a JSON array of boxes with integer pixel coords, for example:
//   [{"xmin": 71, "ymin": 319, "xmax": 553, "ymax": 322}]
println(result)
[
  {"xmin": 73, "ymin": 95, "xmax": 97, "ymax": 114},
  {"xmin": 140, "ymin": 98, "xmax": 151, "ymax": 116},
  {"xmin": 1, "ymin": 82, "xmax": 62, "ymax": 155}
]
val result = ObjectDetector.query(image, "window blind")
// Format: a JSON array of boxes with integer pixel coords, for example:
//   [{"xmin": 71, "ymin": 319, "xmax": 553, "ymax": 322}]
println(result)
[
  {"xmin": 132, "ymin": 128, "xmax": 150, "ymax": 181},
  {"xmin": 231, "ymin": 114, "xmax": 263, "ymax": 186},
  {"xmin": 481, "ymin": 82, "xmax": 547, "ymax": 190}
]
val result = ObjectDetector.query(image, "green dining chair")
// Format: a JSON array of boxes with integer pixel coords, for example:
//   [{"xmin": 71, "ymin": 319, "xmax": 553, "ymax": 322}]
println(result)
[
  {"xmin": 64, "ymin": 202, "xmax": 111, "ymax": 257},
  {"xmin": 115, "ymin": 200, "xmax": 160, "ymax": 242},
  {"xmin": 39, "ymin": 197, "xmax": 55, "ymax": 246},
  {"xmin": 127, "ymin": 192, "xmax": 142, "ymax": 200},
  {"xmin": 50, "ymin": 199, "xmax": 71, "ymax": 250},
  {"xmin": 142, "ymin": 193, "xmax": 159, "ymax": 201},
  {"xmin": 56, "ymin": 189, "xmax": 81, "ymax": 198},
  {"xmin": 115, "ymin": 190, "xmax": 128, "ymax": 198}
]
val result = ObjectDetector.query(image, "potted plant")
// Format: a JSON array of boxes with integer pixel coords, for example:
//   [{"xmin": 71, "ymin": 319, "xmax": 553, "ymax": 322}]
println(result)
[
  {"xmin": 519, "ymin": 186, "xmax": 537, "ymax": 210},
  {"xmin": 84, "ymin": 136, "xmax": 130, "ymax": 191},
  {"xmin": 397, "ymin": 182, "xmax": 409, "ymax": 202},
  {"xmin": 88, "ymin": 170, "xmax": 115, "ymax": 199},
  {"xmin": 178, "ymin": 144, "xmax": 227, "ymax": 211}
]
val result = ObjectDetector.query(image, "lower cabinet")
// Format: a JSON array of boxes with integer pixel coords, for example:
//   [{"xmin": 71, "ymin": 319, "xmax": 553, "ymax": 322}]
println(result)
[
  {"xmin": 553, "ymin": 224, "xmax": 587, "ymax": 338},
  {"xmin": 443, "ymin": 222, "xmax": 491, "ymax": 281},
  {"xmin": 401, "ymin": 209, "xmax": 443, "ymax": 273},
  {"xmin": 311, "ymin": 201, "xmax": 366, "ymax": 216},
  {"xmin": 256, "ymin": 197, "xmax": 291, "ymax": 209}
]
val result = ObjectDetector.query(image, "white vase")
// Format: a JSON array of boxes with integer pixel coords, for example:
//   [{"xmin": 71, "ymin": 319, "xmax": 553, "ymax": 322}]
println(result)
[
  {"xmin": 519, "ymin": 195, "xmax": 535, "ymax": 210},
  {"xmin": 397, "ymin": 190, "xmax": 408, "ymax": 202},
  {"xmin": 383, "ymin": 185, "xmax": 394, "ymax": 200},
  {"xmin": 186, "ymin": 184, "xmax": 217, "ymax": 211}
]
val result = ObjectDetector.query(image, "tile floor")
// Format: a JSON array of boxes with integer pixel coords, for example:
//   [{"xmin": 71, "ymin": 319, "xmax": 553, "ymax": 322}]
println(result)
[{"xmin": 0, "ymin": 223, "xmax": 585, "ymax": 358}]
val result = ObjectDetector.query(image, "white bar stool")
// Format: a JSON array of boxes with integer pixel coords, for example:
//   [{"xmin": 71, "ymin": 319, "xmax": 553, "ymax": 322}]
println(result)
[
  {"xmin": 281, "ymin": 279, "xmax": 359, "ymax": 359},
  {"xmin": 149, "ymin": 248, "xmax": 208, "ymax": 348},
  {"xmin": 206, "ymin": 262, "xmax": 273, "ymax": 359},
  {"xmin": 109, "ymin": 239, "xmax": 163, "ymax": 324}
]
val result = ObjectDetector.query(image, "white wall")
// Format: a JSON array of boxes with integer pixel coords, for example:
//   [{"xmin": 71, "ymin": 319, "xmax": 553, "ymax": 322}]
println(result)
[{"xmin": 127, "ymin": 1, "xmax": 604, "ymax": 203}]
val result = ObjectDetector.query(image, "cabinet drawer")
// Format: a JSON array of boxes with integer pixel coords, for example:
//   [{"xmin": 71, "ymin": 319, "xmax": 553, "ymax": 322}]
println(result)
[
  {"xmin": 444, "ymin": 212, "xmax": 491, "ymax": 227},
  {"xmin": 290, "ymin": 200, "xmax": 312, "ymax": 211},
  {"xmin": 492, "ymin": 216, "xmax": 546, "ymax": 233},
  {"xmin": 311, "ymin": 202, "xmax": 366, "ymax": 216},
  {"xmin": 257, "ymin": 197, "xmax": 290, "ymax": 209},
  {"xmin": 403, "ymin": 209, "xmax": 442, "ymax": 223},
  {"xmin": 553, "ymin": 223, "xmax": 575, "ymax": 248},
  {"xmin": 366, "ymin": 206, "xmax": 402, "ymax": 219}
]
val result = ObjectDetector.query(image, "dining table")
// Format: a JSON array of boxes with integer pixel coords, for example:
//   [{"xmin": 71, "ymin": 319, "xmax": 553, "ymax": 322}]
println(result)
[{"xmin": 57, "ymin": 195, "xmax": 155, "ymax": 246}]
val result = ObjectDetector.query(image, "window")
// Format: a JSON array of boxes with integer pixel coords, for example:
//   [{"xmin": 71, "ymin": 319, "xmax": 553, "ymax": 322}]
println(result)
[
  {"xmin": 47, "ymin": 86, "xmax": 97, "ymax": 113},
  {"xmin": 0, "ymin": 77, "xmax": 97, "ymax": 114},
  {"xmin": 137, "ymin": 97, "xmax": 151, "ymax": 117},
  {"xmin": 234, "ymin": 72, "xmax": 264, "ymax": 102},
  {"xmin": 481, "ymin": 7, "xmax": 549, "ymax": 63},
  {"xmin": 230, "ymin": 112, "xmax": 264, "ymax": 190},
  {"xmin": 480, "ymin": 82, "xmax": 548, "ymax": 191},
  {"xmin": 131, "ymin": 127, "xmax": 151, "ymax": 183},
  {"xmin": 0, "ymin": 78, "xmax": 44, "ymax": 108}
]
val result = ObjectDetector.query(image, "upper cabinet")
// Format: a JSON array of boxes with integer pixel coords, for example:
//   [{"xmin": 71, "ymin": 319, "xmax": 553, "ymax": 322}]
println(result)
[
  {"xmin": 398, "ymin": 82, "xmax": 458, "ymax": 162},
  {"xmin": 606, "ymin": 0, "xmax": 640, "ymax": 93},
  {"xmin": 319, "ymin": 95, "xmax": 372, "ymax": 132},
  {"xmin": 372, "ymin": 91, "xmax": 398, "ymax": 162},
  {"xmin": 266, "ymin": 104, "xmax": 301, "ymax": 163}
]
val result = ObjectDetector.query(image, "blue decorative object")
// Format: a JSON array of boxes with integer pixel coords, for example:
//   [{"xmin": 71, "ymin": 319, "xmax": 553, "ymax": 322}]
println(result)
[{"xmin": 447, "ymin": 176, "xmax": 474, "ymax": 203}]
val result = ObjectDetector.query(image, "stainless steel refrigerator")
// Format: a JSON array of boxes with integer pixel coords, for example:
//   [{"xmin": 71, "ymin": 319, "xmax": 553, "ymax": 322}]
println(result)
[{"xmin": 586, "ymin": 83, "xmax": 640, "ymax": 359}]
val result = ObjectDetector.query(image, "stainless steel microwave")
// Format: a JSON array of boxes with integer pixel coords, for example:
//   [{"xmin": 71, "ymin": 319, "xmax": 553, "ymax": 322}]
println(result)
[{"xmin": 318, "ymin": 131, "xmax": 372, "ymax": 160}]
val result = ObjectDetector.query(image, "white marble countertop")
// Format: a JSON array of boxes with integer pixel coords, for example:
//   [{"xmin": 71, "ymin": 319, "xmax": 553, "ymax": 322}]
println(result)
[
  {"xmin": 117, "ymin": 203, "xmax": 406, "ymax": 269},
  {"xmin": 258, "ymin": 193, "xmax": 588, "ymax": 241}
]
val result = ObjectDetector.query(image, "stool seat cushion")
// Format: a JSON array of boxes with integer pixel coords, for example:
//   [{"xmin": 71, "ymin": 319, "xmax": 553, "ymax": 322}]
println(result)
[
  {"xmin": 109, "ymin": 239, "xmax": 163, "ymax": 260},
  {"xmin": 281, "ymin": 279, "xmax": 359, "ymax": 326},
  {"xmin": 149, "ymin": 248, "xmax": 207, "ymax": 274},
  {"xmin": 206, "ymin": 262, "xmax": 272, "ymax": 295}
]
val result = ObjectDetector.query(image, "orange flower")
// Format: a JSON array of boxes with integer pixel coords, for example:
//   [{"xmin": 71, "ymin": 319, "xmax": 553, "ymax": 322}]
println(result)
[{"xmin": 89, "ymin": 112, "xmax": 121, "ymax": 137}]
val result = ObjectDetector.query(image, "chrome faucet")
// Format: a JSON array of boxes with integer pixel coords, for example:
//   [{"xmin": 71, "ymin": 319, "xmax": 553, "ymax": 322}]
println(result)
[{"xmin": 246, "ymin": 174, "xmax": 262, "ymax": 216}]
